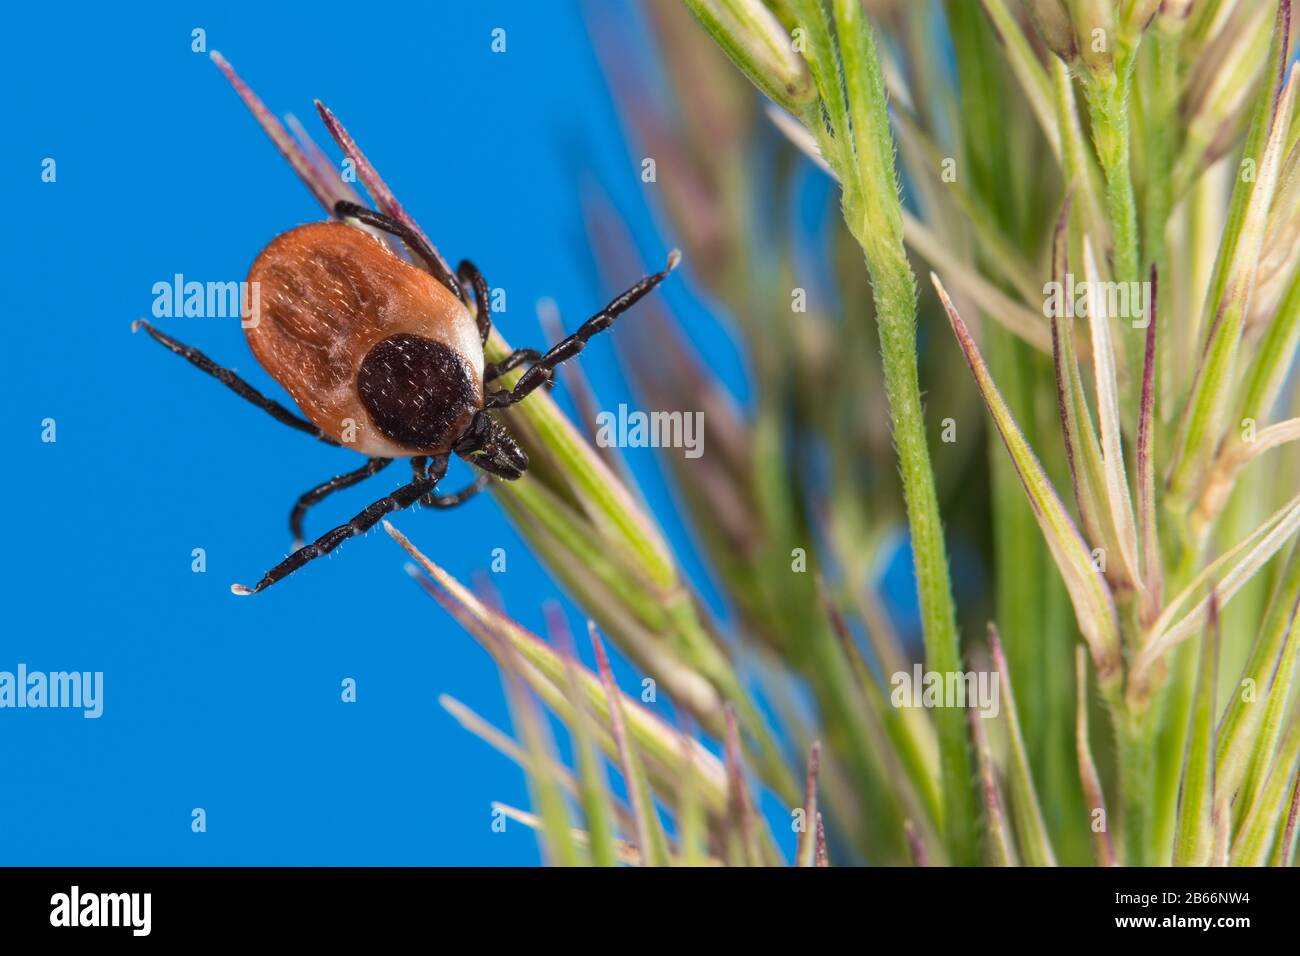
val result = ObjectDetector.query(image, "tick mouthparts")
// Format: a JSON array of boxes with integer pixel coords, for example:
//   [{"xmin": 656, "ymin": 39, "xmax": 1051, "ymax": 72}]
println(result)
[{"xmin": 131, "ymin": 319, "xmax": 146, "ymax": 333}]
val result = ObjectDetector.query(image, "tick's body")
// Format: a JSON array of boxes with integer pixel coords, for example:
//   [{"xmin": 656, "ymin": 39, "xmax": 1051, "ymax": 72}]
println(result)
[
  {"xmin": 247, "ymin": 221, "xmax": 483, "ymax": 458},
  {"xmin": 137, "ymin": 200, "xmax": 678, "ymax": 595}
]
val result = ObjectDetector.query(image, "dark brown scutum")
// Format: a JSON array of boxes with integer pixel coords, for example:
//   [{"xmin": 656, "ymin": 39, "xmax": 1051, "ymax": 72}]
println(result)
[{"xmin": 357, "ymin": 333, "xmax": 476, "ymax": 451}]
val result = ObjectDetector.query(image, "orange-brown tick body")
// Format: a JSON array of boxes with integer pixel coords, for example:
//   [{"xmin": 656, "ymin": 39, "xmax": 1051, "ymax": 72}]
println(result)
[
  {"xmin": 137, "ymin": 199, "xmax": 677, "ymax": 595},
  {"xmin": 247, "ymin": 221, "xmax": 485, "ymax": 459}
]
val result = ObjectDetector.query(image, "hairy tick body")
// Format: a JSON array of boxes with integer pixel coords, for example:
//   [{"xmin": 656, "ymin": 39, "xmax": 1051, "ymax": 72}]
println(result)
[{"xmin": 136, "ymin": 202, "xmax": 678, "ymax": 595}]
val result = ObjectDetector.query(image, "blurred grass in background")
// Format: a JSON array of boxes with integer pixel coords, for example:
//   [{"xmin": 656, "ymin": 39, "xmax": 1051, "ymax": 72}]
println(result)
[{"xmin": 229, "ymin": 0, "xmax": 1300, "ymax": 866}]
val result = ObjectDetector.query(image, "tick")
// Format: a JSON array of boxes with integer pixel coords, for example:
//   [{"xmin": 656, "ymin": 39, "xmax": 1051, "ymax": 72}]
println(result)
[{"xmin": 136, "ymin": 200, "xmax": 679, "ymax": 595}]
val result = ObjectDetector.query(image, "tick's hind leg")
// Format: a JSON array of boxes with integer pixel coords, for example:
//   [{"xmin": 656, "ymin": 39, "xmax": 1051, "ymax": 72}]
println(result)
[
  {"xmin": 484, "ymin": 250, "xmax": 680, "ymax": 410},
  {"xmin": 457, "ymin": 260, "xmax": 493, "ymax": 345},
  {"xmin": 290, "ymin": 457, "xmax": 393, "ymax": 546},
  {"xmin": 232, "ymin": 457, "xmax": 448, "ymax": 596},
  {"xmin": 133, "ymin": 320, "xmax": 336, "ymax": 445},
  {"xmin": 333, "ymin": 201, "xmax": 464, "ymax": 304}
]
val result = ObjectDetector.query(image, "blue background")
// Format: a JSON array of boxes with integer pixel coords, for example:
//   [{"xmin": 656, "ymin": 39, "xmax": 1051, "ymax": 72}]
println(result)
[{"xmin": 0, "ymin": 0, "xmax": 782, "ymax": 865}]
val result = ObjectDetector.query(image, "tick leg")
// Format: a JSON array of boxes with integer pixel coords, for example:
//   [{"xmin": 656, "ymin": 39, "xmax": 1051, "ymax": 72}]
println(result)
[
  {"xmin": 334, "ymin": 201, "xmax": 464, "ymax": 304},
  {"xmin": 425, "ymin": 474, "xmax": 490, "ymax": 508},
  {"xmin": 485, "ymin": 250, "xmax": 680, "ymax": 409},
  {"xmin": 233, "ymin": 457, "xmax": 449, "ymax": 596},
  {"xmin": 457, "ymin": 259, "xmax": 493, "ymax": 345},
  {"xmin": 290, "ymin": 457, "xmax": 393, "ymax": 546},
  {"xmin": 483, "ymin": 348, "xmax": 542, "ymax": 382},
  {"xmin": 410, "ymin": 457, "xmax": 491, "ymax": 508},
  {"xmin": 133, "ymin": 320, "xmax": 337, "ymax": 445}
]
